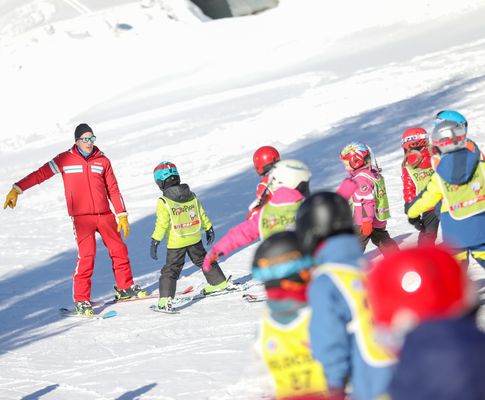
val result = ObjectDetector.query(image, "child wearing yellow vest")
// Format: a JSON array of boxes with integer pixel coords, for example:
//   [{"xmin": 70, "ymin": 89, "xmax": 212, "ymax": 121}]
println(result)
[
  {"xmin": 400, "ymin": 127, "xmax": 439, "ymax": 245},
  {"xmin": 150, "ymin": 161, "xmax": 229, "ymax": 312},
  {"xmin": 252, "ymin": 231, "xmax": 333, "ymax": 400},
  {"xmin": 407, "ymin": 118, "xmax": 485, "ymax": 268}
]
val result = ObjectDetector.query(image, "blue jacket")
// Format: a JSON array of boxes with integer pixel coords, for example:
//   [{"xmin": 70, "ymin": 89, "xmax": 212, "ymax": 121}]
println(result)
[
  {"xmin": 389, "ymin": 312, "xmax": 485, "ymax": 400},
  {"xmin": 408, "ymin": 142, "xmax": 485, "ymax": 249},
  {"xmin": 308, "ymin": 234, "xmax": 395, "ymax": 400}
]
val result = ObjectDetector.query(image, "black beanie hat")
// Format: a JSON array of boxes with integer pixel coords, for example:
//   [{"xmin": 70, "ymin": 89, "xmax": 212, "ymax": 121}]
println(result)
[{"xmin": 74, "ymin": 123, "xmax": 93, "ymax": 140}]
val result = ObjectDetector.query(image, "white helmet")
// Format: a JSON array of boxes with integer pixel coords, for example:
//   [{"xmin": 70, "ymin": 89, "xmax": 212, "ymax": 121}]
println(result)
[
  {"xmin": 269, "ymin": 159, "xmax": 311, "ymax": 193},
  {"xmin": 432, "ymin": 120, "xmax": 467, "ymax": 154}
]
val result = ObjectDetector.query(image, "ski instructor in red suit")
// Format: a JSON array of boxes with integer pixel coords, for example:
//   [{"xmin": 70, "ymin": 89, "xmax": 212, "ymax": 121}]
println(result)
[{"xmin": 3, "ymin": 123, "xmax": 147, "ymax": 316}]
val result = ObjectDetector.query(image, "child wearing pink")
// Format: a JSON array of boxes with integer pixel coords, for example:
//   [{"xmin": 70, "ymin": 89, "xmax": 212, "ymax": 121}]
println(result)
[
  {"xmin": 338, "ymin": 142, "xmax": 398, "ymax": 255},
  {"xmin": 203, "ymin": 159, "xmax": 311, "ymax": 272}
]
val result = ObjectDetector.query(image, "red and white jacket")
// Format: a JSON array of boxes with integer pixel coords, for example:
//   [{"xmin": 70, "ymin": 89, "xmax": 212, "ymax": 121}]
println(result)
[
  {"xmin": 15, "ymin": 145, "xmax": 126, "ymax": 217},
  {"xmin": 246, "ymin": 175, "xmax": 274, "ymax": 220},
  {"xmin": 401, "ymin": 147, "xmax": 433, "ymax": 204}
]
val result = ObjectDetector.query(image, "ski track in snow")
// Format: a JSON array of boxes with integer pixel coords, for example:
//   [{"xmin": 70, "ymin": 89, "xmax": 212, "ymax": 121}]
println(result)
[{"xmin": 1, "ymin": 1, "xmax": 485, "ymax": 399}]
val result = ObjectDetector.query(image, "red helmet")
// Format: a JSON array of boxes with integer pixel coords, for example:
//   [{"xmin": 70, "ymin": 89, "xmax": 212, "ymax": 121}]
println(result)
[
  {"xmin": 367, "ymin": 246, "xmax": 475, "ymax": 330},
  {"xmin": 339, "ymin": 141, "xmax": 370, "ymax": 170},
  {"xmin": 400, "ymin": 127, "xmax": 428, "ymax": 151},
  {"xmin": 253, "ymin": 146, "xmax": 281, "ymax": 175}
]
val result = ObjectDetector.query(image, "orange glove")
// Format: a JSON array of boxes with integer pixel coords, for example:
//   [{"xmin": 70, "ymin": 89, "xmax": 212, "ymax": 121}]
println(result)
[
  {"xmin": 4, "ymin": 187, "xmax": 20, "ymax": 209},
  {"xmin": 360, "ymin": 220, "xmax": 373, "ymax": 237},
  {"xmin": 117, "ymin": 215, "xmax": 130, "ymax": 239}
]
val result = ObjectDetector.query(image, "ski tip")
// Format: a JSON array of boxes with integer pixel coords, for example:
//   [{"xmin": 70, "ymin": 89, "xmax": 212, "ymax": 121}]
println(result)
[
  {"xmin": 181, "ymin": 285, "xmax": 194, "ymax": 295},
  {"xmin": 102, "ymin": 310, "xmax": 118, "ymax": 319}
]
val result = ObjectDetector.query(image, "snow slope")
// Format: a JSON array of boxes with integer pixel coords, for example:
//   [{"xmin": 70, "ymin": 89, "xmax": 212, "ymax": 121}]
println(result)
[{"xmin": 1, "ymin": 0, "xmax": 485, "ymax": 398}]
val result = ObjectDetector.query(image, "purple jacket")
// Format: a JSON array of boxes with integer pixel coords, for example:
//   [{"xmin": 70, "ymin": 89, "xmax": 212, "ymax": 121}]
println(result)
[
  {"xmin": 211, "ymin": 187, "xmax": 304, "ymax": 257},
  {"xmin": 337, "ymin": 167, "xmax": 386, "ymax": 228}
]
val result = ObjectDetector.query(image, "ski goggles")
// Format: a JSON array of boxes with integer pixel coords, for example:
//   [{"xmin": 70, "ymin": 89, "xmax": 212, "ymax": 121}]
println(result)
[
  {"xmin": 252, "ymin": 255, "xmax": 314, "ymax": 282},
  {"xmin": 78, "ymin": 136, "xmax": 96, "ymax": 143},
  {"xmin": 400, "ymin": 133, "xmax": 428, "ymax": 146},
  {"xmin": 431, "ymin": 134, "xmax": 466, "ymax": 148}
]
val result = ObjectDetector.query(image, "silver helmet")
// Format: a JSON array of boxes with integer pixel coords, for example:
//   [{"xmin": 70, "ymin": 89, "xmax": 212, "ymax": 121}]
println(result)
[
  {"xmin": 431, "ymin": 120, "xmax": 467, "ymax": 153},
  {"xmin": 269, "ymin": 159, "xmax": 311, "ymax": 192}
]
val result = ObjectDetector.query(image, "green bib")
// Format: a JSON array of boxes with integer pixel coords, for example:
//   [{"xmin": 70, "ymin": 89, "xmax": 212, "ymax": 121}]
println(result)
[
  {"xmin": 439, "ymin": 162, "xmax": 485, "ymax": 220},
  {"xmin": 162, "ymin": 196, "xmax": 201, "ymax": 236},
  {"xmin": 355, "ymin": 172, "xmax": 391, "ymax": 221},
  {"xmin": 405, "ymin": 165, "xmax": 434, "ymax": 194},
  {"xmin": 259, "ymin": 200, "xmax": 302, "ymax": 239}
]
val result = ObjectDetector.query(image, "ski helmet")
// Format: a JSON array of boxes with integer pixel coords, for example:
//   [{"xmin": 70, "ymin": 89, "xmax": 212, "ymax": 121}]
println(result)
[
  {"xmin": 435, "ymin": 110, "xmax": 468, "ymax": 133},
  {"xmin": 268, "ymin": 159, "xmax": 311, "ymax": 195},
  {"xmin": 253, "ymin": 146, "xmax": 281, "ymax": 176},
  {"xmin": 431, "ymin": 120, "xmax": 467, "ymax": 154},
  {"xmin": 153, "ymin": 161, "xmax": 180, "ymax": 190},
  {"xmin": 400, "ymin": 127, "xmax": 429, "ymax": 152},
  {"xmin": 367, "ymin": 246, "xmax": 476, "ymax": 331},
  {"xmin": 340, "ymin": 141, "xmax": 371, "ymax": 170},
  {"xmin": 295, "ymin": 191, "xmax": 354, "ymax": 255},
  {"xmin": 252, "ymin": 231, "xmax": 313, "ymax": 294}
]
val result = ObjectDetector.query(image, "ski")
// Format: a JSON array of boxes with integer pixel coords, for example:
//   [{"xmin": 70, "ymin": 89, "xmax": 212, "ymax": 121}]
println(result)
[
  {"xmin": 149, "ymin": 304, "xmax": 180, "ymax": 314},
  {"xmin": 59, "ymin": 308, "xmax": 118, "ymax": 320},
  {"xmin": 242, "ymin": 293, "xmax": 267, "ymax": 303},
  {"xmin": 171, "ymin": 279, "xmax": 260, "ymax": 308},
  {"xmin": 92, "ymin": 285, "xmax": 194, "ymax": 307}
]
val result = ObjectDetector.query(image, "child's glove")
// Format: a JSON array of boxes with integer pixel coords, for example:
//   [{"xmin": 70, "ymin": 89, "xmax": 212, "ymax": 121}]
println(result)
[
  {"xmin": 405, "ymin": 150, "xmax": 422, "ymax": 167},
  {"xmin": 205, "ymin": 227, "xmax": 215, "ymax": 245},
  {"xmin": 408, "ymin": 216, "xmax": 425, "ymax": 232},
  {"xmin": 4, "ymin": 187, "xmax": 20, "ymax": 209},
  {"xmin": 117, "ymin": 215, "xmax": 130, "ymax": 239},
  {"xmin": 202, "ymin": 250, "xmax": 223, "ymax": 272},
  {"xmin": 360, "ymin": 220, "xmax": 373, "ymax": 237},
  {"xmin": 150, "ymin": 238, "xmax": 160, "ymax": 260}
]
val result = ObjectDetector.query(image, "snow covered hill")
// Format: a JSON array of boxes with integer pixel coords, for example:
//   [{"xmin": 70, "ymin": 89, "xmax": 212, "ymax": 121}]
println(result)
[{"xmin": 1, "ymin": 0, "xmax": 485, "ymax": 398}]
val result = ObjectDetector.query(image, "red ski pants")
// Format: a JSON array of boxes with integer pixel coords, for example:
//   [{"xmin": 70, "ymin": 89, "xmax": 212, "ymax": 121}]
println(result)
[{"xmin": 72, "ymin": 213, "xmax": 134, "ymax": 302}]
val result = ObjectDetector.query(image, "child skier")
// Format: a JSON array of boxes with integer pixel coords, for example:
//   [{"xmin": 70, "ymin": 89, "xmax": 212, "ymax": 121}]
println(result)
[
  {"xmin": 407, "ymin": 119, "xmax": 485, "ymax": 268},
  {"xmin": 295, "ymin": 191, "xmax": 396, "ymax": 400},
  {"xmin": 150, "ymin": 161, "xmax": 229, "ymax": 311},
  {"xmin": 202, "ymin": 159, "xmax": 311, "ymax": 273},
  {"xmin": 252, "ymin": 230, "xmax": 333, "ymax": 400},
  {"xmin": 400, "ymin": 127, "xmax": 439, "ymax": 245},
  {"xmin": 337, "ymin": 141, "xmax": 398, "ymax": 255},
  {"xmin": 247, "ymin": 146, "xmax": 281, "ymax": 220}
]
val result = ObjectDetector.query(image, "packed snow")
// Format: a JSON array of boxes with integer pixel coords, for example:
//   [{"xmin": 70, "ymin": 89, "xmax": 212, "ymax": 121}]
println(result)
[{"xmin": 1, "ymin": 0, "xmax": 485, "ymax": 399}]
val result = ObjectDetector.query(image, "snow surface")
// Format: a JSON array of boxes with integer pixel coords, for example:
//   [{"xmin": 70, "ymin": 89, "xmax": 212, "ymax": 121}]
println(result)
[{"xmin": 1, "ymin": 0, "xmax": 485, "ymax": 398}]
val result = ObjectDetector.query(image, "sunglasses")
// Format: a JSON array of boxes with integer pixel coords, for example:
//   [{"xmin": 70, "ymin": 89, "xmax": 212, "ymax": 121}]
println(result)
[{"xmin": 78, "ymin": 136, "xmax": 96, "ymax": 143}]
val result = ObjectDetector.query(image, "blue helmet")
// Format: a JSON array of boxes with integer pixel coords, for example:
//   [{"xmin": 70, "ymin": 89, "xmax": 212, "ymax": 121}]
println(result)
[
  {"xmin": 435, "ymin": 110, "xmax": 468, "ymax": 133},
  {"xmin": 153, "ymin": 161, "xmax": 180, "ymax": 189}
]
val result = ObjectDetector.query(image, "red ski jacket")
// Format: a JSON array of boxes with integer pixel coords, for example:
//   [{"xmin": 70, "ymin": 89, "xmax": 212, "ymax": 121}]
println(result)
[
  {"xmin": 401, "ymin": 147, "xmax": 433, "ymax": 205},
  {"xmin": 15, "ymin": 145, "xmax": 127, "ymax": 217}
]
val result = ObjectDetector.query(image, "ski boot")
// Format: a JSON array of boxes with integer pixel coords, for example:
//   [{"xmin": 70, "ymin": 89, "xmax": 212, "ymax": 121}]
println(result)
[
  {"xmin": 114, "ymin": 284, "xmax": 148, "ymax": 300},
  {"xmin": 202, "ymin": 276, "xmax": 239, "ymax": 296},
  {"xmin": 75, "ymin": 301, "xmax": 94, "ymax": 317},
  {"xmin": 157, "ymin": 297, "xmax": 174, "ymax": 312}
]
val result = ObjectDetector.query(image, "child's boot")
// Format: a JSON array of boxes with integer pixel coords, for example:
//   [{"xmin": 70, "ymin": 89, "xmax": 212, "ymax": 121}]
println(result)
[
  {"xmin": 114, "ymin": 284, "xmax": 148, "ymax": 300},
  {"xmin": 158, "ymin": 297, "xmax": 173, "ymax": 312}
]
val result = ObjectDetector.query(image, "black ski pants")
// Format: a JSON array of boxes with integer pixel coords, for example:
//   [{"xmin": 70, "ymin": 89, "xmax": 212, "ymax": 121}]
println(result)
[
  {"xmin": 417, "ymin": 210, "xmax": 440, "ymax": 246},
  {"xmin": 357, "ymin": 227, "xmax": 399, "ymax": 256},
  {"xmin": 159, "ymin": 241, "xmax": 226, "ymax": 298}
]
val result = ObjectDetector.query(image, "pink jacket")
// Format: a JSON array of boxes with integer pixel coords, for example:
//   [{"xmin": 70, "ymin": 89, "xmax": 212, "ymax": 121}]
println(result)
[
  {"xmin": 211, "ymin": 187, "xmax": 304, "ymax": 257},
  {"xmin": 337, "ymin": 167, "xmax": 386, "ymax": 228}
]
